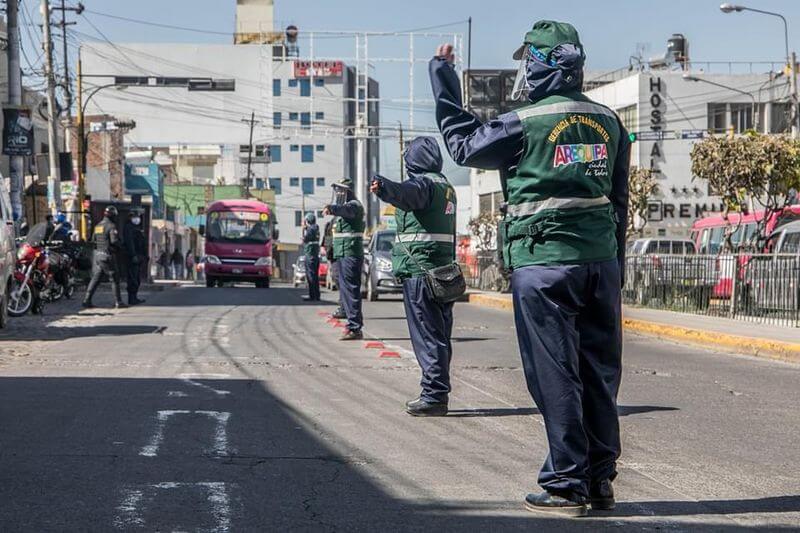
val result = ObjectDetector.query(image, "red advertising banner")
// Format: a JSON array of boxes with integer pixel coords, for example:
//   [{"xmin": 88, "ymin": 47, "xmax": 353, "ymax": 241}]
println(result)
[{"xmin": 293, "ymin": 61, "xmax": 344, "ymax": 78}]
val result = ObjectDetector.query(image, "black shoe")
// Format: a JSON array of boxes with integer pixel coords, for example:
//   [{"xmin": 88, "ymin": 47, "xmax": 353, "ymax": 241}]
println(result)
[
  {"xmin": 301, "ymin": 295, "xmax": 315, "ymax": 301},
  {"xmin": 524, "ymin": 491, "xmax": 588, "ymax": 517},
  {"xmin": 128, "ymin": 297, "xmax": 145, "ymax": 306},
  {"xmin": 331, "ymin": 308, "xmax": 346, "ymax": 319},
  {"xmin": 81, "ymin": 301, "xmax": 94, "ymax": 309},
  {"xmin": 405, "ymin": 397, "xmax": 448, "ymax": 417},
  {"xmin": 590, "ymin": 479, "xmax": 615, "ymax": 510},
  {"xmin": 339, "ymin": 329, "xmax": 363, "ymax": 341},
  {"xmin": 114, "ymin": 302, "xmax": 128, "ymax": 309}
]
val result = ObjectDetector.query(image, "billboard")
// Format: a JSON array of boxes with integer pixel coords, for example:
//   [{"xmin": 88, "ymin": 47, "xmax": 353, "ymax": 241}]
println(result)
[
  {"xmin": 293, "ymin": 60, "xmax": 344, "ymax": 78},
  {"xmin": 2, "ymin": 108, "xmax": 35, "ymax": 156}
]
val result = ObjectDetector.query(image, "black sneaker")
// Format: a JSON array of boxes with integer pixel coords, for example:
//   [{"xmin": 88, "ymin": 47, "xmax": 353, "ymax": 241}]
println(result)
[
  {"xmin": 590, "ymin": 479, "xmax": 615, "ymax": 510},
  {"xmin": 524, "ymin": 491, "xmax": 588, "ymax": 517},
  {"xmin": 339, "ymin": 329, "xmax": 363, "ymax": 341},
  {"xmin": 331, "ymin": 308, "xmax": 346, "ymax": 319},
  {"xmin": 405, "ymin": 397, "xmax": 448, "ymax": 417}
]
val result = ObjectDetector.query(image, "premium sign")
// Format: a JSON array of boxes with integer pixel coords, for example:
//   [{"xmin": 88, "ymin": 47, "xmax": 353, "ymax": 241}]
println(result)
[
  {"xmin": 2, "ymin": 107, "xmax": 34, "ymax": 156},
  {"xmin": 293, "ymin": 60, "xmax": 344, "ymax": 78}
]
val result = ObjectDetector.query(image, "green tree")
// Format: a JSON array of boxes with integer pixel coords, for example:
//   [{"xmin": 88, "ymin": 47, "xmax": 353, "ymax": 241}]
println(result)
[
  {"xmin": 627, "ymin": 167, "xmax": 659, "ymax": 238},
  {"xmin": 691, "ymin": 133, "xmax": 800, "ymax": 251}
]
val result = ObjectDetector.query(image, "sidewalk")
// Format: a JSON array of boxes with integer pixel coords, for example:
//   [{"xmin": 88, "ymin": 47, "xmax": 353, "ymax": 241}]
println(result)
[{"xmin": 467, "ymin": 291, "xmax": 800, "ymax": 364}]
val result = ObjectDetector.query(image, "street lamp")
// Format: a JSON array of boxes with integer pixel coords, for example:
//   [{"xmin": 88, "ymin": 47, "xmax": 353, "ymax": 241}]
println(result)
[
  {"xmin": 682, "ymin": 73, "xmax": 759, "ymax": 132},
  {"xmin": 719, "ymin": 3, "xmax": 797, "ymax": 137}
]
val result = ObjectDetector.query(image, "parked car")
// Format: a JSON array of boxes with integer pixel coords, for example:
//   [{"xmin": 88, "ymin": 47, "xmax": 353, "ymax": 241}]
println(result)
[
  {"xmin": 0, "ymin": 179, "xmax": 15, "ymax": 328},
  {"xmin": 292, "ymin": 255, "xmax": 306, "ymax": 288},
  {"xmin": 363, "ymin": 229, "xmax": 402, "ymax": 301},
  {"xmin": 747, "ymin": 220, "xmax": 800, "ymax": 313},
  {"xmin": 625, "ymin": 238, "xmax": 714, "ymax": 306}
]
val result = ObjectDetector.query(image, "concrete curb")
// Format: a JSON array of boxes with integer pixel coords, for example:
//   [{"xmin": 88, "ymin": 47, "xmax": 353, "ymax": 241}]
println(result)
[{"xmin": 467, "ymin": 292, "xmax": 800, "ymax": 364}]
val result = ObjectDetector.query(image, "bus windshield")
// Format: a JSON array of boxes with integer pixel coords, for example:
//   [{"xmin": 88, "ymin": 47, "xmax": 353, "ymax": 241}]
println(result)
[{"xmin": 206, "ymin": 210, "xmax": 271, "ymax": 244}]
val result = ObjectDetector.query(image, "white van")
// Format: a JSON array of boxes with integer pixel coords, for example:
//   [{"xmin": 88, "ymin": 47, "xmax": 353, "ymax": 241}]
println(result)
[{"xmin": 0, "ymin": 178, "xmax": 16, "ymax": 328}]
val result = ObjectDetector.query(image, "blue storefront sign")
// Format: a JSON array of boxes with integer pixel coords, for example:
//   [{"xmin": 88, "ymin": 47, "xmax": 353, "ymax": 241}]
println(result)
[{"xmin": 125, "ymin": 162, "xmax": 164, "ymax": 218}]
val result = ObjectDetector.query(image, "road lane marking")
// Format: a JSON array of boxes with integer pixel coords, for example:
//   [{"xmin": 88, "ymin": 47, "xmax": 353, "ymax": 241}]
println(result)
[
  {"xmin": 140, "ymin": 410, "xmax": 232, "ymax": 457},
  {"xmin": 178, "ymin": 373, "xmax": 231, "ymax": 396},
  {"xmin": 113, "ymin": 482, "xmax": 232, "ymax": 532}
]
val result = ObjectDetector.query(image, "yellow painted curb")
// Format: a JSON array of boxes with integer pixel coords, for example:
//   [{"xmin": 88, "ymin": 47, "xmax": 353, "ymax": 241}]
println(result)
[{"xmin": 467, "ymin": 293, "xmax": 800, "ymax": 364}]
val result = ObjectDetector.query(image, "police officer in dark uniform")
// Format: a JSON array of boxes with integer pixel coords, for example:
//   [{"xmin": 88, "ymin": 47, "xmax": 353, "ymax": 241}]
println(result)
[
  {"xmin": 83, "ymin": 205, "xmax": 127, "ymax": 309},
  {"xmin": 123, "ymin": 210, "xmax": 147, "ymax": 306},
  {"xmin": 371, "ymin": 136, "xmax": 457, "ymax": 417},
  {"xmin": 302, "ymin": 212, "xmax": 321, "ymax": 301},
  {"xmin": 430, "ymin": 22, "xmax": 630, "ymax": 517},
  {"xmin": 323, "ymin": 178, "xmax": 365, "ymax": 340}
]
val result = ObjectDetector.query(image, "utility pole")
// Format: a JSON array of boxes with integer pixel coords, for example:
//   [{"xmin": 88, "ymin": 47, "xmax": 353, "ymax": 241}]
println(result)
[
  {"xmin": 41, "ymin": 0, "xmax": 62, "ymax": 211},
  {"xmin": 53, "ymin": 0, "xmax": 81, "ymax": 126},
  {"xmin": 241, "ymin": 112, "xmax": 256, "ymax": 197},
  {"xmin": 6, "ymin": 0, "xmax": 25, "ymax": 221},
  {"xmin": 76, "ymin": 57, "xmax": 86, "ymax": 239},
  {"xmin": 791, "ymin": 51, "xmax": 798, "ymax": 139},
  {"xmin": 398, "ymin": 121, "xmax": 404, "ymax": 181}
]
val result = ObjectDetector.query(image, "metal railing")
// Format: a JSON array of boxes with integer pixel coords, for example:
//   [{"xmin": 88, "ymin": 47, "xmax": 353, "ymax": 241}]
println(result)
[
  {"xmin": 623, "ymin": 253, "xmax": 800, "ymax": 327},
  {"xmin": 463, "ymin": 250, "xmax": 510, "ymax": 293}
]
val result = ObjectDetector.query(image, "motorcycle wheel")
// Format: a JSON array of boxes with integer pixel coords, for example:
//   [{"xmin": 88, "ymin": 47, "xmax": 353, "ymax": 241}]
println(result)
[
  {"xmin": 31, "ymin": 296, "xmax": 44, "ymax": 315},
  {"xmin": 65, "ymin": 281, "xmax": 75, "ymax": 299},
  {"xmin": 0, "ymin": 288, "xmax": 8, "ymax": 328},
  {"xmin": 8, "ymin": 279, "xmax": 33, "ymax": 317}
]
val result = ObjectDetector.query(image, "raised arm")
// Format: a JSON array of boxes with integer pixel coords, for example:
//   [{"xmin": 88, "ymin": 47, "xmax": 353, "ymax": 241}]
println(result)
[
  {"xmin": 327, "ymin": 200, "xmax": 362, "ymax": 220},
  {"xmin": 429, "ymin": 54, "xmax": 523, "ymax": 170},
  {"xmin": 371, "ymin": 174, "xmax": 433, "ymax": 212}
]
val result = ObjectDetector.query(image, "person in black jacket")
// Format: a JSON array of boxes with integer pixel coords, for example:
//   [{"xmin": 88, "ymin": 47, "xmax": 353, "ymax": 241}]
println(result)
[
  {"xmin": 123, "ymin": 210, "xmax": 147, "ymax": 305},
  {"xmin": 83, "ymin": 206, "xmax": 126, "ymax": 309}
]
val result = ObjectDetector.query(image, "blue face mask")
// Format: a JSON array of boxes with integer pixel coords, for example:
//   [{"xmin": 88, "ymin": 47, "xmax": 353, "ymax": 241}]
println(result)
[{"xmin": 512, "ymin": 43, "xmax": 585, "ymax": 101}]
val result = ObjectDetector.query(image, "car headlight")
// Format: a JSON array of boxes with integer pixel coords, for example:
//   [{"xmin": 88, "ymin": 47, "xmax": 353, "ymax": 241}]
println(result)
[
  {"xmin": 376, "ymin": 258, "xmax": 393, "ymax": 272},
  {"xmin": 254, "ymin": 256, "xmax": 274, "ymax": 266},
  {"xmin": 205, "ymin": 255, "xmax": 221, "ymax": 264}
]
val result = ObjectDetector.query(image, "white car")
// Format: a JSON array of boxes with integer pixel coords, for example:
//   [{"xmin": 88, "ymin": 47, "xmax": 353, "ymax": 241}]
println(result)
[{"xmin": 0, "ymin": 179, "xmax": 16, "ymax": 328}]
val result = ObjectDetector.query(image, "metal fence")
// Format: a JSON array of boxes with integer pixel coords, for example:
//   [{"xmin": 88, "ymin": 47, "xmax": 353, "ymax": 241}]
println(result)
[
  {"xmin": 463, "ymin": 250, "xmax": 510, "ymax": 293},
  {"xmin": 623, "ymin": 253, "xmax": 800, "ymax": 327}
]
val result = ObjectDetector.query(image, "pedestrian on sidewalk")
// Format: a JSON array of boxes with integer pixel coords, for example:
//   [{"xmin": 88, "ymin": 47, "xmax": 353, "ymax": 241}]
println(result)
[
  {"xmin": 302, "ymin": 212, "xmax": 321, "ymax": 301},
  {"xmin": 370, "ymin": 137, "xmax": 457, "ymax": 417},
  {"xmin": 83, "ymin": 206, "xmax": 127, "ymax": 309},
  {"xmin": 185, "ymin": 250, "xmax": 195, "ymax": 281},
  {"xmin": 158, "ymin": 250, "xmax": 169, "ymax": 279},
  {"xmin": 430, "ymin": 21, "xmax": 630, "ymax": 517},
  {"xmin": 323, "ymin": 178, "xmax": 365, "ymax": 340},
  {"xmin": 171, "ymin": 248, "xmax": 183, "ymax": 280}
]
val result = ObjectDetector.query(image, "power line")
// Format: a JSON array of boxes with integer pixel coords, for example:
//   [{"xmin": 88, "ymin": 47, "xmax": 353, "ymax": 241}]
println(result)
[{"xmin": 83, "ymin": 9, "xmax": 232, "ymax": 36}]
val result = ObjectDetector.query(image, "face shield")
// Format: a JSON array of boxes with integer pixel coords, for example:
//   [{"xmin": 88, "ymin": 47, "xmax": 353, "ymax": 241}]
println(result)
[
  {"xmin": 331, "ymin": 185, "xmax": 349, "ymax": 206},
  {"xmin": 511, "ymin": 49, "xmax": 532, "ymax": 101}
]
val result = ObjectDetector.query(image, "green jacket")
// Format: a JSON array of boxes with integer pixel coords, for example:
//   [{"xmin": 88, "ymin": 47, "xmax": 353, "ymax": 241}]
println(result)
[{"xmin": 331, "ymin": 200, "xmax": 365, "ymax": 258}]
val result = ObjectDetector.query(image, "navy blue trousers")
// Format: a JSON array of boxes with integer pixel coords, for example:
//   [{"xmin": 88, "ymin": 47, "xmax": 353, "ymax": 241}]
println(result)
[
  {"xmin": 512, "ymin": 259, "xmax": 622, "ymax": 500},
  {"xmin": 305, "ymin": 255, "xmax": 320, "ymax": 300},
  {"xmin": 338, "ymin": 255, "xmax": 364, "ymax": 332},
  {"xmin": 402, "ymin": 277, "xmax": 454, "ymax": 403}
]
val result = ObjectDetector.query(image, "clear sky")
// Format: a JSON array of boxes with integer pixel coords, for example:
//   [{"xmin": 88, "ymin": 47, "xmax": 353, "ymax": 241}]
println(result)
[{"xmin": 19, "ymin": 0, "xmax": 800, "ymax": 179}]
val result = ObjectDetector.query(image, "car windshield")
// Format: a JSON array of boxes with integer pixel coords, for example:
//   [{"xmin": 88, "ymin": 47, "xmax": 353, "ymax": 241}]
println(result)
[
  {"xmin": 206, "ymin": 210, "xmax": 271, "ymax": 244},
  {"xmin": 375, "ymin": 232, "xmax": 395, "ymax": 253}
]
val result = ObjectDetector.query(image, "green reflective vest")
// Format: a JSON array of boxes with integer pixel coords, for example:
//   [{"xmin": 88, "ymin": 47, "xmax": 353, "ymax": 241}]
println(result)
[
  {"xmin": 502, "ymin": 91, "xmax": 622, "ymax": 268},
  {"xmin": 303, "ymin": 225, "xmax": 320, "ymax": 258},
  {"xmin": 333, "ymin": 201, "xmax": 366, "ymax": 258},
  {"xmin": 392, "ymin": 174, "xmax": 457, "ymax": 280}
]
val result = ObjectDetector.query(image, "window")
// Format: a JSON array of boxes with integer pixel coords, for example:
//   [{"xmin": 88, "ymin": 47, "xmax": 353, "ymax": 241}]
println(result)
[
  {"xmin": 302, "ymin": 177, "xmax": 314, "ymax": 195},
  {"xmin": 708, "ymin": 103, "xmax": 727, "ymax": 133},
  {"xmin": 314, "ymin": 78, "xmax": 325, "ymax": 87},
  {"xmin": 294, "ymin": 210, "xmax": 302, "ymax": 226},
  {"xmin": 730, "ymin": 103, "xmax": 753, "ymax": 133},
  {"xmin": 616, "ymin": 105, "xmax": 637, "ymax": 134},
  {"xmin": 300, "ymin": 79, "xmax": 311, "ymax": 96},
  {"xmin": 268, "ymin": 177, "xmax": 282, "ymax": 194},
  {"xmin": 268, "ymin": 145, "xmax": 281, "ymax": 162},
  {"xmin": 315, "ymin": 111, "xmax": 325, "ymax": 120},
  {"xmin": 770, "ymin": 103, "xmax": 792, "ymax": 133},
  {"xmin": 656, "ymin": 241, "xmax": 671, "ymax": 254},
  {"xmin": 290, "ymin": 144, "xmax": 299, "ymax": 152},
  {"xmin": 255, "ymin": 178, "xmax": 265, "ymax": 190},
  {"xmin": 288, "ymin": 79, "xmax": 298, "ymax": 87},
  {"xmin": 781, "ymin": 232, "xmax": 800, "ymax": 254},
  {"xmin": 316, "ymin": 177, "xmax": 325, "ymax": 187},
  {"xmin": 290, "ymin": 177, "xmax": 299, "ymax": 186},
  {"xmin": 301, "ymin": 145, "xmax": 314, "ymax": 162},
  {"xmin": 273, "ymin": 112, "xmax": 282, "ymax": 127},
  {"xmin": 289, "ymin": 112, "xmax": 298, "ymax": 120},
  {"xmin": 239, "ymin": 144, "xmax": 250, "ymax": 154},
  {"xmin": 300, "ymin": 112, "xmax": 311, "ymax": 128},
  {"xmin": 255, "ymin": 145, "xmax": 266, "ymax": 157},
  {"xmin": 273, "ymin": 79, "xmax": 281, "ymax": 96},
  {"xmin": 315, "ymin": 144, "xmax": 325, "ymax": 152}
]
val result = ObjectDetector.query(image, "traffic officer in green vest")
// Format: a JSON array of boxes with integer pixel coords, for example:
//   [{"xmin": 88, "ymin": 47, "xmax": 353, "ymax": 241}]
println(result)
[
  {"xmin": 323, "ymin": 178, "xmax": 366, "ymax": 340},
  {"xmin": 430, "ymin": 21, "xmax": 630, "ymax": 517},
  {"xmin": 302, "ymin": 212, "xmax": 321, "ymax": 301},
  {"xmin": 370, "ymin": 136, "xmax": 457, "ymax": 417}
]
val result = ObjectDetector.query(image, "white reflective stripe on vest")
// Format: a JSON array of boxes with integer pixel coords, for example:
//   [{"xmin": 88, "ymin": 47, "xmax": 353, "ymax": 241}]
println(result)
[
  {"xmin": 426, "ymin": 176, "xmax": 449, "ymax": 184},
  {"xmin": 396, "ymin": 233, "xmax": 454, "ymax": 243},
  {"xmin": 506, "ymin": 196, "xmax": 610, "ymax": 217},
  {"xmin": 516, "ymin": 101, "xmax": 617, "ymax": 120},
  {"xmin": 333, "ymin": 233, "xmax": 363, "ymax": 238}
]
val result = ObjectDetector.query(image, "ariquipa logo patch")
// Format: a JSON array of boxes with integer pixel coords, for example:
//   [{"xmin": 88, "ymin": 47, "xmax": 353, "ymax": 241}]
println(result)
[{"xmin": 553, "ymin": 143, "xmax": 608, "ymax": 168}]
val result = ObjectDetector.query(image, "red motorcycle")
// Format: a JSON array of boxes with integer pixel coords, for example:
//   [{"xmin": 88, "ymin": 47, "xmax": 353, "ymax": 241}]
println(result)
[{"xmin": 8, "ymin": 238, "xmax": 47, "ymax": 317}]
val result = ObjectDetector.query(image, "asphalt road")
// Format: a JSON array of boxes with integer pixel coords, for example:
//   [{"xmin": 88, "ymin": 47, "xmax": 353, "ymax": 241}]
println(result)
[{"xmin": 0, "ymin": 283, "xmax": 798, "ymax": 531}]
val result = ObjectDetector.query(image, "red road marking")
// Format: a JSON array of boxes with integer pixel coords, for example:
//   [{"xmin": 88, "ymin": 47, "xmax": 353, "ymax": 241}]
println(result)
[
  {"xmin": 317, "ymin": 311, "xmax": 329, "ymax": 317},
  {"xmin": 364, "ymin": 341, "xmax": 385, "ymax": 349},
  {"xmin": 379, "ymin": 350, "xmax": 401, "ymax": 358}
]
